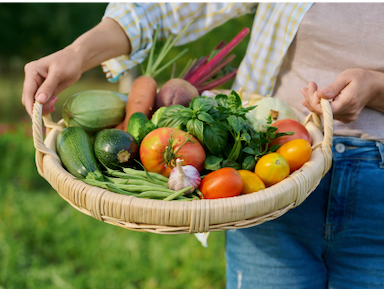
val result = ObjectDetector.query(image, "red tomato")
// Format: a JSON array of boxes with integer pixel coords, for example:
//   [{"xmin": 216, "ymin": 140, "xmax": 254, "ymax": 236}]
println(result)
[
  {"xmin": 140, "ymin": 127, "xmax": 206, "ymax": 177},
  {"xmin": 199, "ymin": 168, "xmax": 243, "ymax": 199},
  {"xmin": 269, "ymin": 119, "xmax": 312, "ymax": 147}
]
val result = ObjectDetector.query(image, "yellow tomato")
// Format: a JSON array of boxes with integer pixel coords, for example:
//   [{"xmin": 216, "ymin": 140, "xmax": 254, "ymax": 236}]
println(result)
[
  {"xmin": 254, "ymin": 153, "xmax": 290, "ymax": 187},
  {"xmin": 237, "ymin": 170, "xmax": 266, "ymax": 194},
  {"xmin": 276, "ymin": 139, "xmax": 312, "ymax": 173}
]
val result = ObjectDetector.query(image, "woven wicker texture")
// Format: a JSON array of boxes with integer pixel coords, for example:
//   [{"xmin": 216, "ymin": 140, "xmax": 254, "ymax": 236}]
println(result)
[{"xmin": 32, "ymin": 96, "xmax": 333, "ymax": 234}]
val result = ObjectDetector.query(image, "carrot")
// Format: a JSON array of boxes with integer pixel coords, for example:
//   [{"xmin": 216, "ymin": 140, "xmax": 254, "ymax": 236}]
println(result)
[{"xmin": 121, "ymin": 75, "xmax": 157, "ymax": 131}]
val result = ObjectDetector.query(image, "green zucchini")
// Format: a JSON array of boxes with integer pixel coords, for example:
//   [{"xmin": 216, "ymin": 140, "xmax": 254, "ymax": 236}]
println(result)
[
  {"xmin": 94, "ymin": 129, "xmax": 139, "ymax": 170},
  {"xmin": 62, "ymin": 90, "xmax": 127, "ymax": 132},
  {"xmin": 56, "ymin": 126, "xmax": 103, "ymax": 180}
]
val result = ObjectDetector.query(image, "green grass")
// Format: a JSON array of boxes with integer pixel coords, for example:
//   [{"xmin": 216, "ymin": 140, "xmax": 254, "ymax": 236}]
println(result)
[{"xmin": 0, "ymin": 127, "xmax": 226, "ymax": 289}]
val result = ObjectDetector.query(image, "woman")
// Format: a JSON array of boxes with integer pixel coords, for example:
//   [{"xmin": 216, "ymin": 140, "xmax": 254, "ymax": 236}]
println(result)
[{"xmin": 22, "ymin": 3, "xmax": 384, "ymax": 288}]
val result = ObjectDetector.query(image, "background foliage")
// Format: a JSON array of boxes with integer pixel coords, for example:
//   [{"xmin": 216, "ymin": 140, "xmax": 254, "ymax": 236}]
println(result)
[{"xmin": 0, "ymin": 3, "xmax": 255, "ymax": 288}]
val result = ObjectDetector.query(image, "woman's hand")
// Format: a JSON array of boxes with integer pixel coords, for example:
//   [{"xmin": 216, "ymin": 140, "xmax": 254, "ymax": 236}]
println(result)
[
  {"xmin": 22, "ymin": 18, "xmax": 131, "ymax": 118},
  {"xmin": 22, "ymin": 48, "xmax": 83, "ymax": 117},
  {"xmin": 301, "ymin": 68, "xmax": 384, "ymax": 123}
]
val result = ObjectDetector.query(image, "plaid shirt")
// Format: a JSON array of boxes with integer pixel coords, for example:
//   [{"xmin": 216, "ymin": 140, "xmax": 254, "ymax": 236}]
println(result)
[{"xmin": 102, "ymin": 2, "xmax": 312, "ymax": 97}]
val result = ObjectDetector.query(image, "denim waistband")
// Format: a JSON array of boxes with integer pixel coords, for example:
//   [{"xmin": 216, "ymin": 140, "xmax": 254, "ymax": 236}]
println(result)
[{"xmin": 332, "ymin": 136, "xmax": 384, "ymax": 168}]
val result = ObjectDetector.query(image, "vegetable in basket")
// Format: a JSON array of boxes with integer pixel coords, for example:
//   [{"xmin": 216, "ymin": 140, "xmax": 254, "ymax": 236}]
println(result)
[
  {"xmin": 94, "ymin": 128, "xmax": 139, "ymax": 170},
  {"xmin": 245, "ymin": 97, "xmax": 299, "ymax": 132},
  {"xmin": 117, "ymin": 22, "xmax": 193, "ymax": 131},
  {"xmin": 56, "ymin": 126, "xmax": 103, "ymax": 181},
  {"xmin": 167, "ymin": 158, "xmax": 201, "ymax": 194},
  {"xmin": 198, "ymin": 167, "xmax": 243, "ymax": 199},
  {"xmin": 140, "ymin": 127, "xmax": 206, "ymax": 177},
  {"xmin": 269, "ymin": 119, "xmax": 312, "ymax": 146},
  {"xmin": 62, "ymin": 90, "xmax": 127, "ymax": 133}
]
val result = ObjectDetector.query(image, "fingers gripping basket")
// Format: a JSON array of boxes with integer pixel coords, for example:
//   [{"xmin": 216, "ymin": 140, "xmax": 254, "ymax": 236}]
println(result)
[{"xmin": 32, "ymin": 98, "xmax": 333, "ymax": 235}]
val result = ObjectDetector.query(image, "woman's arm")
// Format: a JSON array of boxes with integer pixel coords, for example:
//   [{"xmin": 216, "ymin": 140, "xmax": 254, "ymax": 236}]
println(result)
[
  {"xmin": 301, "ymin": 68, "xmax": 384, "ymax": 123},
  {"xmin": 22, "ymin": 17, "xmax": 130, "ymax": 117}
]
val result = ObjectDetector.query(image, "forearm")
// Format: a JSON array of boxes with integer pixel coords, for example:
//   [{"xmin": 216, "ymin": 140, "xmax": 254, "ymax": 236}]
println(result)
[{"xmin": 67, "ymin": 17, "xmax": 131, "ymax": 73}]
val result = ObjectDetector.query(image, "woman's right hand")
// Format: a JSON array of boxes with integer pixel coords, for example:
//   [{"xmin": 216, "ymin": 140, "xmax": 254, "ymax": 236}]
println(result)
[
  {"xmin": 22, "ymin": 47, "xmax": 83, "ymax": 118},
  {"xmin": 22, "ymin": 17, "xmax": 132, "ymax": 118}
]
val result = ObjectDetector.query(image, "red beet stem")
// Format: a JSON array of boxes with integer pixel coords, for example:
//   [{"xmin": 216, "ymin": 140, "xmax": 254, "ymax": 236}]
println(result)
[
  {"xmin": 184, "ymin": 57, "xmax": 207, "ymax": 81},
  {"xmin": 184, "ymin": 40, "xmax": 226, "ymax": 81},
  {"xmin": 188, "ymin": 28, "xmax": 249, "ymax": 86},
  {"xmin": 196, "ymin": 69, "xmax": 238, "ymax": 94},
  {"xmin": 193, "ymin": 54, "xmax": 236, "ymax": 88}
]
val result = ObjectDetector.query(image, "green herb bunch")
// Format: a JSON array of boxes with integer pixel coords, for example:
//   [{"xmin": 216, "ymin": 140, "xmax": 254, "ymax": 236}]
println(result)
[{"xmin": 157, "ymin": 90, "xmax": 291, "ymax": 172}]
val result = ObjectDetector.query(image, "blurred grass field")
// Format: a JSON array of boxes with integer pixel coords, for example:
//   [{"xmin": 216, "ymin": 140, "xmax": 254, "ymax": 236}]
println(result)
[{"xmin": 0, "ymin": 8, "xmax": 255, "ymax": 288}]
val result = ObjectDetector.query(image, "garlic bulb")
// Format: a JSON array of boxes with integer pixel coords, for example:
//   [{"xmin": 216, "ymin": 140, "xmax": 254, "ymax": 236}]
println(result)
[
  {"xmin": 245, "ymin": 97, "xmax": 298, "ymax": 132},
  {"xmin": 168, "ymin": 159, "xmax": 201, "ymax": 194}
]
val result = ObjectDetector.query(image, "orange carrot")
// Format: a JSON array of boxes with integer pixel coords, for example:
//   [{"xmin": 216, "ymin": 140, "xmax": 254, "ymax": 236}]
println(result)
[{"xmin": 117, "ymin": 75, "xmax": 157, "ymax": 131}]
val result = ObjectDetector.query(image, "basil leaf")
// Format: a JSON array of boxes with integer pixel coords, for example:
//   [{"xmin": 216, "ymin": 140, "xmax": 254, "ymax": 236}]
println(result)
[
  {"xmin": 158, "ymin": 105, "xmax": 187, "ymax": 128},
  {"xmin": 187, "ymin": 119, "xmax": 204, "ymax": 144},
  {"xmin": 204, "ymin": 155, "xmax": 223, "ymax": 171},
  {"xmin": 227, "ymin": 115, "xmax": 242, "ymax": 134},
  {"xmin": 203, "ymin": 123, "xmax": 228, "ymax": 155},
  {"xmin": 191, "ymin": 97, "xmax": 214, "ymax": 112},
  {"xmin": 215, "ymin": 93, "xmax": 228, "ymax": 108},
  {"xmin": 221, "ymin": 159, "xmax": 241, "ymax": 170},
  {"xmin": 241, "ymin": 131, "xmax": 251, "ymax": 144},
  {"xmin": 242, "ymin": 147, "xmax": 255, "ymax": 155},
  {"xmin": 179, "ymin": 108, "xmax": 193, "ymax": 118},
  {"xmin": 242, "ymin": 156, "xmax": 256, "ymax": 171},
  {"xmin": 197, "ymin": 111, "xmax": 215, "ymax": 124},
  {"xmin": 227, "ymin": 90, "xmax": 242, "ymax": 110}
]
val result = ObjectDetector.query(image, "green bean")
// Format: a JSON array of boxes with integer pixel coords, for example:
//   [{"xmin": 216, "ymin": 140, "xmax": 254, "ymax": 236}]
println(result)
[
  {"xmin": 105, "ymin": 166, "xmax": 168, "ymax": 186},
  {"xmin": 106, "ymin": 176, "xmax": 168, "ymax": 189},
  {"xmin": 106, "ymin": 177, "xmax": 129, "ymax": 184},
  {"xmin": 137, "ymin": 191, "xmax": 173, "ymax": 199},
  {"xmin": 105, "ymin": 184, "xmax": 139, "ymax": 196},
  {"xmin": 122, "ymin": 167, "xmax": 169, "ymax": 183},
  {"xmin": 163, "ymin": 186, "xmax": 194, "ymax": 201},
  {"xmin": 112, "ymin": 183, "xmax": 175, "ymax": 194},
  {"xmin": 82, "ymin": 178, "xmax": 109, "ymax": 189}
]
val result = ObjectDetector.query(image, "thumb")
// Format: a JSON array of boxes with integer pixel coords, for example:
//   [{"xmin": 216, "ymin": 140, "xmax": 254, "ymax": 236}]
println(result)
[
  {"xmin": 317, "ymin": 76, "xmax": 349, "ymax": 100},
  {"xmin": 35, "ymin": 73, "xmax": 60, "ymax": 105}
]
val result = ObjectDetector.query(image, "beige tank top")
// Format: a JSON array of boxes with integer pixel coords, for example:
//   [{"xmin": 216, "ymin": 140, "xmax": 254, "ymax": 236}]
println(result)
[{"xmin": 272, "ymin": 3, "xmax": 384, "ymax": 142}]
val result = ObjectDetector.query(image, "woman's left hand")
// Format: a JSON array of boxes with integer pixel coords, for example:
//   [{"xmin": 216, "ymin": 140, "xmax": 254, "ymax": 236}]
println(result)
[{"xmin": 301, "ymin": 68, "xmax": 384, "ymax": 123}]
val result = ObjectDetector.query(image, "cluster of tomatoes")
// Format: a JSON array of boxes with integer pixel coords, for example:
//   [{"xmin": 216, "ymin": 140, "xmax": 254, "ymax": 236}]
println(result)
[{"xmin": 199, "ymin": 119, "xmax": 312, "ymax": 199}]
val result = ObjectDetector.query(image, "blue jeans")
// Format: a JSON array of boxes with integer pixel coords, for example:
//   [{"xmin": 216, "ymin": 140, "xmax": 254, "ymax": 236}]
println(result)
[{"xmin": 226, "ymin": 137, "xmax": 384, "ymax": 289}]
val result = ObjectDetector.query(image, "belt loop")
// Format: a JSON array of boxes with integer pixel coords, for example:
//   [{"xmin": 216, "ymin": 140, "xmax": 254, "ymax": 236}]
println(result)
[{"xmin": 376, "ymin": 141, "xmax": 384, "ymax": 168}]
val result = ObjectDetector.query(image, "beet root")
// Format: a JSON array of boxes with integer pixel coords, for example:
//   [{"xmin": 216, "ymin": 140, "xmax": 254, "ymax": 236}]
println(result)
[{"xmin": 155, "ymin": 78, "xmax": 199, "ymax": 108}]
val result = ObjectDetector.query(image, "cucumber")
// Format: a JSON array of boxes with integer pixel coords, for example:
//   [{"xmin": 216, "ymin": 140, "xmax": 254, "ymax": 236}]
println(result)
[
  {"xmin": 127, "ymin": 112, "xmax": 155, "ymax": 145},
  {"xmin": 56, "ymin": 127, "xmax": 103, "ymax": 180},
  {"xmin": 62, "ymin": 90, "xmax": 127, "ymax": 132},
  {"xmin": 94, "ymin": 129, "xmax": 139, "ymax": 170}
]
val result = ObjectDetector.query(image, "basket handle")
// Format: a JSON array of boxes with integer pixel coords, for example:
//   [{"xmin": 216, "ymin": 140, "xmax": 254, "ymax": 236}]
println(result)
[
  {"xmin": 32, "ymin": 102, "xmax": 64, "ymax": 175},
  {"xmin": 306, "ymin": 98, "xmax": 333, "ymax": 177}
]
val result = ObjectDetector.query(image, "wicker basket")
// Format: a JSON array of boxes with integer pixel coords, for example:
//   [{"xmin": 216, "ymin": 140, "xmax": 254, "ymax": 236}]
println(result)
[{"xmin": 32, "ymin": 95, "xmax": 333, "ymax": 235}]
